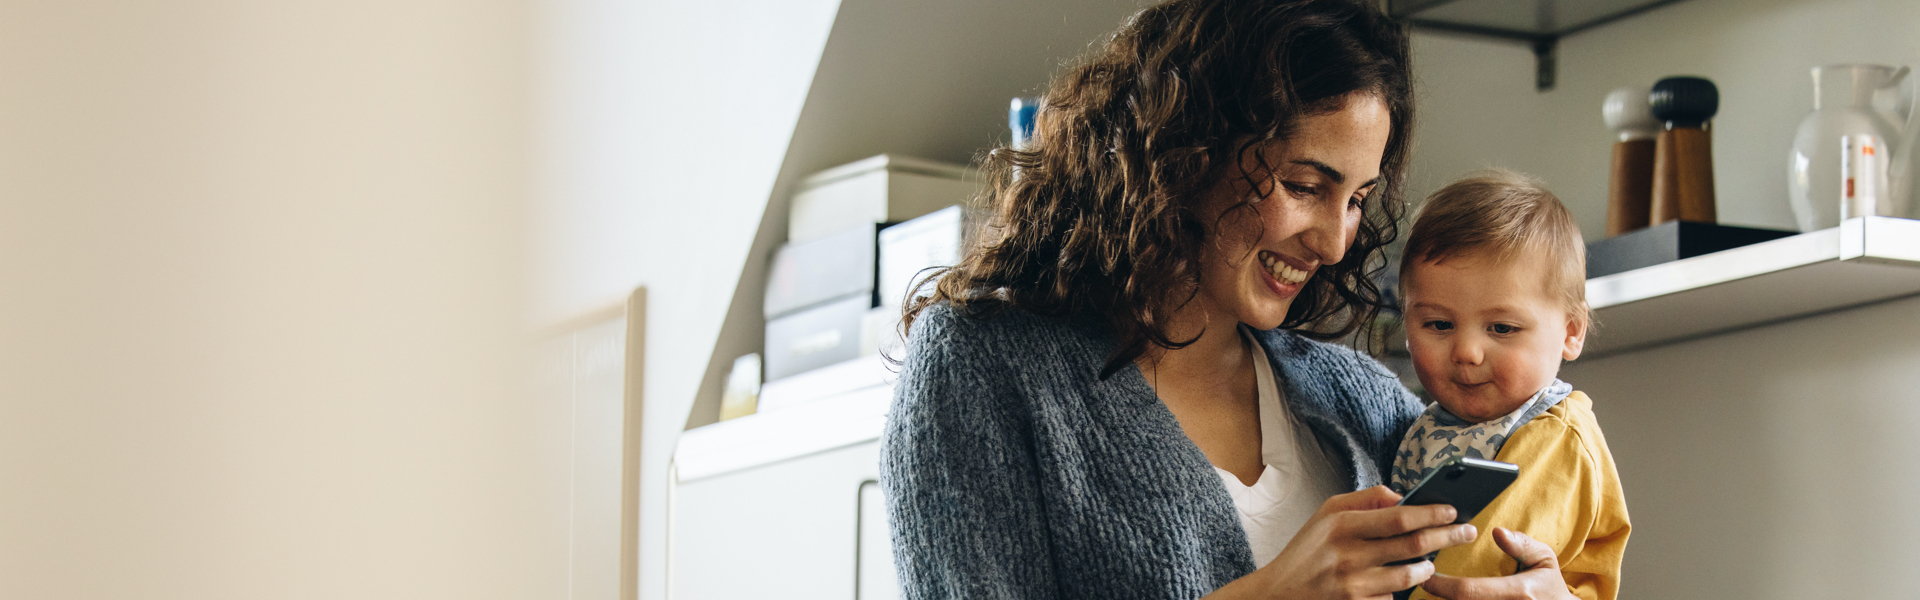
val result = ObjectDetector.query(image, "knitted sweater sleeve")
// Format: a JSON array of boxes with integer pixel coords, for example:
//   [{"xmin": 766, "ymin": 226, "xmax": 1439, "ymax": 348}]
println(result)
[{"xmin": 880, "ymin": 307, "xmax": 1061, "ymax": 600}]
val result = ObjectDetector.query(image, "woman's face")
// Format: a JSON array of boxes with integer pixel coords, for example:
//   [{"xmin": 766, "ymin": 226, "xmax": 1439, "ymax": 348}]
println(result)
[{"xmin": 1193, "ymin": 93, "xmax": 1392, "ymax": 331}]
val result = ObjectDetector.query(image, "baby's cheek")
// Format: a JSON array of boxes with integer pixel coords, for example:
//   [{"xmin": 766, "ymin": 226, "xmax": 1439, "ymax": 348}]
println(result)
[
  {"xmin": 1408, "ymin": 343, "xmax": 1449, "ymax": 386},
  {"xmin": 1496, "ymin": 347, "xmax": 1558, "ymax": 398}
]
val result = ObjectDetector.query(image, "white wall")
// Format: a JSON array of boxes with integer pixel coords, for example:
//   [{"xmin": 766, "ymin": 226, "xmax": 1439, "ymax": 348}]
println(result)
[
  {"xmin": 1560, "ymin": 295, "xmax": 1920, "ymax": 599},
  {"xmin": 1410, "ymin": 0, "xmax": 1920, "ymax": 596},
  {"xmin": 681, "ymin": 0, "xmax": 1150, "ymax": 430},
  {"xmin": 0, "ymin": 1, "xmax": 562, "ymax": 599},
  {"xmin": 530, "ymin": 1, "xmax": 842, "ymax": 598},
  {"xmin": 530, "ymin": 0, "xmax": 840, "ymax": 324}
]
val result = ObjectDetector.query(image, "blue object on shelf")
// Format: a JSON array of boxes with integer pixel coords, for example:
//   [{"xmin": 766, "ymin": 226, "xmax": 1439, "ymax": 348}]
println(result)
[{"xmin": 1010, "ymin": 97, "xmax": 1040, "ymax": 148}]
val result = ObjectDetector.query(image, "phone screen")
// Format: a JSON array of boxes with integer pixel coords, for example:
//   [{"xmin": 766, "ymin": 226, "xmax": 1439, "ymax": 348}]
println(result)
[
  {"xmin": 1386, "ymin": 457, "xmax": 1519, "ymax": 566},
  {"xmin": 1398, "ymin": 456, "xmax": 1520, "ymax": 524}
]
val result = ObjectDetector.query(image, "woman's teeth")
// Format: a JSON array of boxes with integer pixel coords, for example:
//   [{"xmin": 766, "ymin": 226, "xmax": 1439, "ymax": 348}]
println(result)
[{"xmin": 1259, "ymin": 252, "xmax": 1310, "ymax": 285}]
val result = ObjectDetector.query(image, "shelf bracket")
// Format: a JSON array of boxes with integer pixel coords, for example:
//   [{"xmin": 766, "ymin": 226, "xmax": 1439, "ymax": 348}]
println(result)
[
  {"xmin": 1392, "ymin": 0, "xmax": 1693, "ymax": 92},
  {"xmin": 1532, "ymin": 37, "xmax": 1557, "ymax": 92},
  {"xmin": 1402, "ymin": 18, "xmax": 1563, "ymax": 93}
]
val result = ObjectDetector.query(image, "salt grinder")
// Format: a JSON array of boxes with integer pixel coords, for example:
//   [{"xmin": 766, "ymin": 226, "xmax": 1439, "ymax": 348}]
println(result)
[
  {"xmin": 1603, "ymin": 87, "xmax": 1660, "ymax": 236},
  {"xmin": 1649, "ymin": 76, "xmax": 1720, "ymax": 224}
]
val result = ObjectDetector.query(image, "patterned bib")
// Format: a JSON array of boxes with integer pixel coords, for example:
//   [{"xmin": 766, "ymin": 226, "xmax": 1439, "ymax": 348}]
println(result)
[{"xmin": 1390, "ymin": 380, "xmax": 1572, "ymax": 494}]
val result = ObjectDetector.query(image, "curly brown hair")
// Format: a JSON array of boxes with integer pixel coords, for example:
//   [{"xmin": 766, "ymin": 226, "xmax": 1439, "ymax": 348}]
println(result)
[{"xmin": 904, "ymin": 0, "xmax": 1413, "ymax": 378}]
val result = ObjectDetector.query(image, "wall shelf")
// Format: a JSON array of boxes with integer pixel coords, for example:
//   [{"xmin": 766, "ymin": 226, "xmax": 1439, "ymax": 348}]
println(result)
[
  {"xmin": 675, "ymin": 379, "xmax": 891, "ymax": 483},
  {"xmin": 1389, "ymin": 0, "xmax": 1692, "ymax": 90},
  {"xmin": 679, "ymin": 219, "xmax": 1920, "ymax": 478},
  {"xmin": 1586, "ymin": 216, "xmax": 1920, "ymax": 357}
]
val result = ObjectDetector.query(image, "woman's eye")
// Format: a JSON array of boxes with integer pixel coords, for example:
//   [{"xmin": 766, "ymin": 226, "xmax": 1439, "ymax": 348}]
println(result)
[
  {"xmin": 1349, "ymin": 188, "xmax": 1374, "ymax": 210},
  {"xmin": 1424, "ymin": 320, "xmax": 1453, "ymax": 332},
  {"xmin": 1283, "ymin": 183, "xmax": 1317, "ymax": 198},
  {"xmin": 1489, "ymin": 323, "xmax": 1520, "ymax": 335}
]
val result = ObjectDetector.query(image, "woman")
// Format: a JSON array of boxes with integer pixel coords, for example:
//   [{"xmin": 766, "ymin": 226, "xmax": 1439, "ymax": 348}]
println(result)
[{"xmin": 881, "ymin": 0, "xmax": 1578, "ymax": 598}]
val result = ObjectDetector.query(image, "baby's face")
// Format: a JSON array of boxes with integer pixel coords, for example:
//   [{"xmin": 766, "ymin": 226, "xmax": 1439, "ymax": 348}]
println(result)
[{"xmin": 1402, "ymin": 250, "xmax": 1586, "ymax": 423}]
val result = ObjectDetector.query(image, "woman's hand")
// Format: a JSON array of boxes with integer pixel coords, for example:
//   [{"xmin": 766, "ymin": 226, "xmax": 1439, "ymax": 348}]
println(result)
[
  {"xmin": 1418, "ymin": 528, "xmax": 1578, "ymax": 600},
  {"xmin": 1208, "ymin": 486, "xmax": 1478, "ymax": 599}
]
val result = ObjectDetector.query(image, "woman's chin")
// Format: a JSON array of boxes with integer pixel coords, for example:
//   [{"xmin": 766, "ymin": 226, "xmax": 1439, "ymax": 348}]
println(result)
[{"xmin": 1238, "ymin": 301, "xmax": 1295, "ymax": 331}]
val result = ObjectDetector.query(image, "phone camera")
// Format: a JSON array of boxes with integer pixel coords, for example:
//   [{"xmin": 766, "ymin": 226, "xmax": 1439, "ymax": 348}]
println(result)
[{"xmin": 1445, "ymin": 466, "xmax": 1466, "ymax": 480}]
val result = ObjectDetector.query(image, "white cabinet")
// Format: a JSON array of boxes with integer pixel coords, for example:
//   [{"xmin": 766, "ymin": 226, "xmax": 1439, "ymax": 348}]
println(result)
[{"xmin": 670, "ymin": 376, "xmax": 896, "ymax": 599}]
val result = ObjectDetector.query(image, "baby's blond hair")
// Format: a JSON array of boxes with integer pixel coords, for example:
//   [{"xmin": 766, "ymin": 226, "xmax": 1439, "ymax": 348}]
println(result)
[{"xmin": 1400, "ymin": 169, "xmax": 1587, "ymax": 321}]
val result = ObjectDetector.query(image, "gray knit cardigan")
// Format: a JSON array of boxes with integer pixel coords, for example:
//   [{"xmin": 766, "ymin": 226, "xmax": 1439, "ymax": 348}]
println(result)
[{"xmin": 880, "ymin": 304, "xmax": 1423, "ymax": 600}]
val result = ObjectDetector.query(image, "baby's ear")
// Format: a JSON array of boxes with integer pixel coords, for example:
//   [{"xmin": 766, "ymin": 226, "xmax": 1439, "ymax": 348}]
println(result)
[{"xmin": 1562, "ymin": 310, "xmax": 1588, "ymax": 361}]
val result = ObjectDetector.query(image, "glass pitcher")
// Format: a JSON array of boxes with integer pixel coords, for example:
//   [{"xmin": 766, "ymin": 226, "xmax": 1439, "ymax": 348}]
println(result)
[{"xmin": 1788, "ymin": 64, "xmax": 1913, "ymax": 231}]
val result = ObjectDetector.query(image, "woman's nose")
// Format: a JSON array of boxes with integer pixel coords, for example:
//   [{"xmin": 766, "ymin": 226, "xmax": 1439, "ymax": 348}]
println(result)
[{"xmin": 1297, "ymin": 195, "xmax": 1358, "ymax": 266}]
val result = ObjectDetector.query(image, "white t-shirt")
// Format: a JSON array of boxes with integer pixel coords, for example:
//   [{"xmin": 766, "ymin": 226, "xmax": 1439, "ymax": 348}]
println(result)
[{"xmin": 1211, "ymin": 328, "xmax": 1349, "ymax": 567}]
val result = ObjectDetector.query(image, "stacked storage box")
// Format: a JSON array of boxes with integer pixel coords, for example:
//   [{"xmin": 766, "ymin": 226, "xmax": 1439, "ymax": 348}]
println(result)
[
  {"xmin": 761, "ymin": 155, "xmax": 978, "ymax": 393},
  {"xmin": 873, "ymin": 205, "xmax": 965, "ymax": 348}
]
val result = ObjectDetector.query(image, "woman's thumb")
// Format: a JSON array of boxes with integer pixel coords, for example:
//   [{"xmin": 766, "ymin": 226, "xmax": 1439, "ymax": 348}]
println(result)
[{"xmin": 1492, "ymin": 527, "xmax": 1559, "ymax": 570}]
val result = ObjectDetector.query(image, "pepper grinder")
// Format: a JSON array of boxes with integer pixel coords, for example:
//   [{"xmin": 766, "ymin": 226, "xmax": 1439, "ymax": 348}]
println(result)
[
  {"xmin": 1603, "ymin": 87, "xmax": 1660, "ymax": 236},
  {"xmin": 1649, "ymin": 76, "xmax": 1720, "ymax": 224}
]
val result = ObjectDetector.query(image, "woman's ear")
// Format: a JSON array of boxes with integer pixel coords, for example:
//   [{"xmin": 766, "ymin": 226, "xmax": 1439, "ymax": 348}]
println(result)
[{"xmin": 1562, "ymin": 310, "xmax": 1588, "ymax": 361}]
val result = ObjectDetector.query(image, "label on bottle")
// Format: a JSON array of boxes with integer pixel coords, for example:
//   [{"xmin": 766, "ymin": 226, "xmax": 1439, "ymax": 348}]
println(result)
[{"xmin": 1841, "ymin": 134, "xmax": 1888, "ymax": 219}]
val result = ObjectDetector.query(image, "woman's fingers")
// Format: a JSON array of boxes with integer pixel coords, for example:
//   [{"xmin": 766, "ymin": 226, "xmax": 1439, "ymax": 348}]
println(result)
[
  {"xmin": 1335, "ymin": 502, "xmax": 1459, "ymax": 540},
  {"xmin": 1271, "ymin": 488, "xmax": 1540, "ymax": 599},
  {"xmin": 1317, "ymin": 486, "xmax": 1479, "ymax": 567},
  {"xmin": 1320, "ymin": 485, "xmax": 1403, "ymax": 515},
  {"xmin": 1345, "ymin": 520, "xmax": 1474, "ymax": 569},
  {"xmin": 1353, "ymin": 559, "xmax": 1436, "ymax": 597},
  {"xmin": 1420, "ymin": 571, "xmax": 1558, "ymax": 600},
  {"xmin": 1419, "ymin": 528, "xmax": 1574, "ymax": 600},
  {"xmin": 1490, "ymin": 527, "xmax": 1560, "ymax": 571},
  {"xmin": 1386, "ymin": 523, "xmax": 1477, "ymax": 563},
  {"xmin": 1419, "ymin": 573, "xmax": 1498, "ymax": 599}
]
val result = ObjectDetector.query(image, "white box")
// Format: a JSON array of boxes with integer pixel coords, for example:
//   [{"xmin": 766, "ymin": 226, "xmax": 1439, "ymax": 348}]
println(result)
[
  {"xmin": 764, "ymin": 224, "xmax": 878, "ymax": 319},
  {"xmin": 789, "ymin": 154, "xmax": 979, "ymax": 244},
  {"xmin": 763, "ymin": 293, "xmax": 870, "ymax": 381},
  {"xmin": 878, "ymin": 205, "xmax": 965, "ymax": 310}
]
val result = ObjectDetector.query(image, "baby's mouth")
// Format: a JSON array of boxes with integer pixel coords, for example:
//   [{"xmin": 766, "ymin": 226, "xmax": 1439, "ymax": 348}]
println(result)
[{"xmin": 1258, "ymin": 251, "xmax": 1311, "ymax": 285}]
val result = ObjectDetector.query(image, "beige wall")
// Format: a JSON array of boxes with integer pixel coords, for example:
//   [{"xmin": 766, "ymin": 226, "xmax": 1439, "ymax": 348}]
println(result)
[{"xmin": 0, "ymin": 1, "xmax": 566, "ymax": 598}]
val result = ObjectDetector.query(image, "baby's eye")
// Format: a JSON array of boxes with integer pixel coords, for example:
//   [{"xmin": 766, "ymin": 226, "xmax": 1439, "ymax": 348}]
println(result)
[
  {"xmin": 1489, "ymin": 323, "xmax": 1521, "ymax": 335},
  {"xmin": 1424, "ymin": 320, "xmax": 1453, "ymax": 332}
]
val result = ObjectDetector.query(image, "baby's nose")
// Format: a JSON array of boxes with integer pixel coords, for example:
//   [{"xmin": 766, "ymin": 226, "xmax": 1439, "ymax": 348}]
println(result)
[{"xmin": 1451, "ymin": 342, "xmax": 1482, "ymax": 365}]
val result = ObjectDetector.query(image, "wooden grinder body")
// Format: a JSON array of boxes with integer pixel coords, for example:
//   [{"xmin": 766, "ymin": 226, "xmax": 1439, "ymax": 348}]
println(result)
[
  {"xmin": 1607, "ymin": 139, "xmax": 1656, "ymax": 235},
  {"xmin": 1651, "ymin": 126, "xmax": 1716, "ymax": 223}
]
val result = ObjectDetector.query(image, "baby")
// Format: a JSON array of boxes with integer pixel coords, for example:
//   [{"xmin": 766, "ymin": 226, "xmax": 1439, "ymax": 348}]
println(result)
[{"xmin": 1391, "ymin": 171, "xmax": 1631, "ymax": 600}]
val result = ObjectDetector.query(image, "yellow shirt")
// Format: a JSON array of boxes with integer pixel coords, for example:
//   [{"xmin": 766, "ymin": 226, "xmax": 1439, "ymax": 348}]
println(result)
[{"xmin": 1411, "ymin": 391, "xmax": 1631, "ymax": 600}]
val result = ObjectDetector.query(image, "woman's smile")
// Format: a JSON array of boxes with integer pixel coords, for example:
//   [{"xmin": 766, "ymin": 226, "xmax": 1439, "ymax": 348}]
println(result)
[
  {"xmin": 1258, "ymin": 250, "xmax": 1313, "ymax": 286},
  {"xmin": 1256, "ymin": 250, "xmax": 1313, "ymax": 299}
]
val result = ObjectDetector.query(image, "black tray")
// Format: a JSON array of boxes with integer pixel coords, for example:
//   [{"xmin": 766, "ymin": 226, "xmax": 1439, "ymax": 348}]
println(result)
[{"xmin": 1586, "ymin": 221, "xmax": 1797, "ymax": 279}]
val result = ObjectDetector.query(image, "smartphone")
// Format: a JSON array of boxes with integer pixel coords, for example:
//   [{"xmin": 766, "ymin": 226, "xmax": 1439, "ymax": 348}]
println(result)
[{"xmin": 1386, "ymin": 456, "xmax": 1519, "ymax": 565}]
